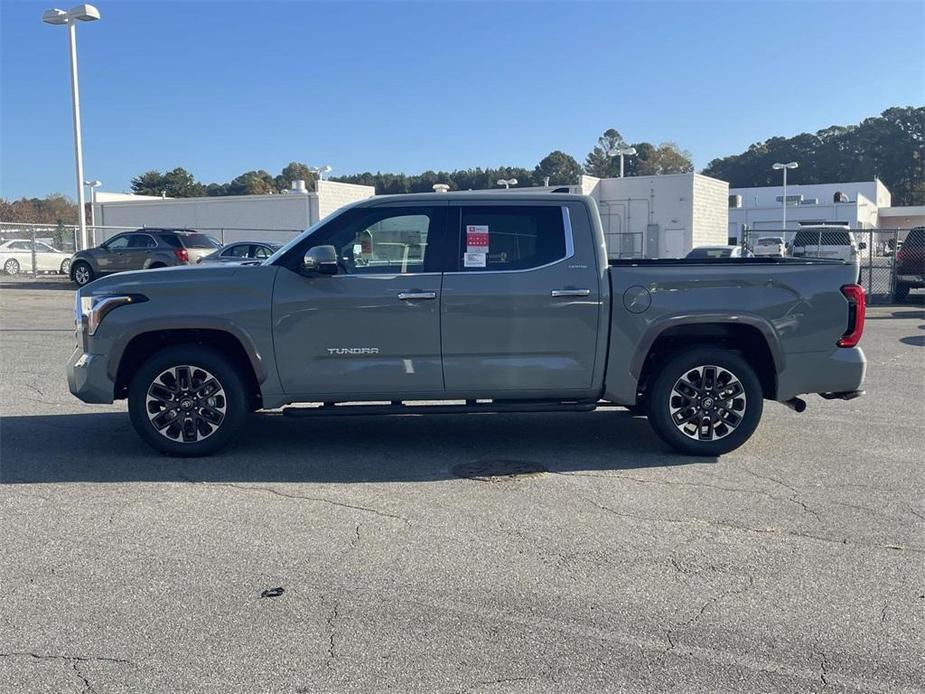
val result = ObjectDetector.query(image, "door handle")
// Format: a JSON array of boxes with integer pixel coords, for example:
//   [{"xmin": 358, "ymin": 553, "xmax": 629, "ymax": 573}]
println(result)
[
  {"xmin": 398, "ymin": 291, "xmax": 437, "ymax": 301},
  {"xmin": 551, "ymin": 288, "xmax": 591, "ymax": 297}
]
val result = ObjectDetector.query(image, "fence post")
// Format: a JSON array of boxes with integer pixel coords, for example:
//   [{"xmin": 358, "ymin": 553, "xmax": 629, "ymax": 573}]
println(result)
[{"xmin": 31, "ymin": 227, "xmax": 38, "ymax": 278}]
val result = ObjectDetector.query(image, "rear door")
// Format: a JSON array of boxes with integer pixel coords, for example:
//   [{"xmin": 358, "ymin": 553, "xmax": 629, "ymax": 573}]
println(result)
[
  {"xmin": 273, "ymin": 205, "xmax": 451, "ymax": 398},
  {"xmin": 125, "ymin": 233, "xmax": 157, "ymax": 268},
  {"xmin": 440, "ymin": 203, "xmax": 602, "ymax": 396}
]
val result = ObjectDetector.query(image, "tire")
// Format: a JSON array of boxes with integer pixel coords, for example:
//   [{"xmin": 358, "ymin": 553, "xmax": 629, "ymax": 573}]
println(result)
[
  {"xmin": 646, "ymin": 348, "xmax": 763, "ymax": 456},
  {"xmin": 894, "ymin": 282, "xmax": 910, "ymax": 303},
  {"xmin": 71, "ymin": 261, "xmax": 94, "ymax": 286},
  {"xmin": 4, "ymin": 258, "xmax": 20, "ymax": 276},
  {"xmin": 128, "ymin": 345, "xmax": 248, "ymax": 457},
  {"xmin": 60, "ymin": 258, "xmax": 71, "ymax": 275}
]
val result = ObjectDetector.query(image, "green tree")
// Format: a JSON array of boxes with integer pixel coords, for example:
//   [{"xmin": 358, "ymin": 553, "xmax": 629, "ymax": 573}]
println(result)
[
  {"xmin": 584, "ymin": 128, "xmax": 627, "ymax": 177},
  {"xmin": 275, "ymin": 162, "xmax": 316, "ymax": 192},
  {"xmin": 635, "ymin": 142, "xmax": 694, "ymax": 175},
  {"xmin": 227, "ymin": 170, "xmax": 275, "ymax": 195},
  {"xmin": 131, "ymin": 168, "xmax": 204, "ymax": 197},
  {"xmin": 702, "ymin": 106, "xmax": 925, "ymax": 205},
  {"xmin": 534, "ymin": 150, "xmax": 583, "ymax": 185},
  {"xmin": 131, "ymin": 170, "xmax": 166, "ymax": 196}
]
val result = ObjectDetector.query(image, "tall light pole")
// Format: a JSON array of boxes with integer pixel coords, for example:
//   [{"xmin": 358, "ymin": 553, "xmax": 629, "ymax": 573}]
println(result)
[
  {"xmin": 772, "ymin": 161, "xmax": 799, "ymax": 230},
  {"xmin": 84, "ymin": 179, "xmax": 101, "ymax": 235},
  {"xmin": 496, "ymin": 178, "xmax": 518, "ymax": 189},
  {"xmin": 310, "ymin": 164, "xmax": 332, "ymax": 182},
  {"xmin": 615, "ymin": 147, "xmax": 637, "ymax": 178},
  {"xmin": 42, "ymin": 4, "xmax": 100, "ymax": 251}
]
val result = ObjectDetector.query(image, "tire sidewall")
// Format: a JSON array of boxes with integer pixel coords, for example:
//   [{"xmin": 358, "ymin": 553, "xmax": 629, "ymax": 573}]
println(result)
[
  {"xmin": 5, "ymin": 259, "xmax": 19, "ymax": 275},
  {"xmin": 72, "ymin": 261, "xmax": 93, "ymax": 286},
  {"xmin": 647, "ymin": 348, "xmax": 764, "ymax": 456},
  {"xmin": 60, "ymin": 259, "xmax": 71, "ymax": 275},
  {"xmin": 128, "ymin": 345, "xmax": 248, "ymax": 456}
]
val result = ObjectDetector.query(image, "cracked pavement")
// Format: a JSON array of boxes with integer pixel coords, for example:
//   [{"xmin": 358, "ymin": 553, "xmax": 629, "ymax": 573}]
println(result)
[{"xmin": 1, "ymin": 281, "xmax": 923, "ymax": 693}]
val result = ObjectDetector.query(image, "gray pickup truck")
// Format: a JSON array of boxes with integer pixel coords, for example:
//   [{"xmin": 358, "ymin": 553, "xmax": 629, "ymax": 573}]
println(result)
[{"xmin": 68, "ymin": 192, "xmax": 866, "ymax": 457}]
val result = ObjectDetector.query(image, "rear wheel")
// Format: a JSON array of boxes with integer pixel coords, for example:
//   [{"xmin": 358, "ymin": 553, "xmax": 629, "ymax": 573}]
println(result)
[
  {"xmin": 60, "ymin": 258, "xmax": 71, "ymax": 275},
  {"xmin": 72, "ymin": 261, "xmax": 94, "ymax": 286},
  {"xmin": 4, "ymin": 258, "xmax": 20, "ymax": 275},
  {"xmin": 894, "ymin": 282, "xmax": 910, "ymax": 303},
  {"xmin": 128, "ymin": 345, "xmax": 248, "ymax": 456},
  {"xmin": 646, "ymin": 348, "xmax": 763, "ymax": 456}
]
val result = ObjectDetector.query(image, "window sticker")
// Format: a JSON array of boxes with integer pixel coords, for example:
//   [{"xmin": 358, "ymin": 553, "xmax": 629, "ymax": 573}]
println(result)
[
  {"xmin": 464, "ymin": 252, "xmax": 487, "ymax": 268},
  {"xmin": 466, "ymin": 225, "xmax": 489, "ymax": 253}
]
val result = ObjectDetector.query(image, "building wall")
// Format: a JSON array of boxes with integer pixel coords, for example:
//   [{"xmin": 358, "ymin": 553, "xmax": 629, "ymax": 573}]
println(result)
[
  {"xmin": 728, "ymin": 179, "xmax": 889, "ymax": 240},
  {"xmin": 692, "ymin": 174, "xmax": 731, "ymax": 248},
  {"xmin": 316, "ymin": 180, "xmax": 376, "ymax": 220},
  {"xmin": 93, "ymin": 181, "xmax": 374, "ymax": 246}
]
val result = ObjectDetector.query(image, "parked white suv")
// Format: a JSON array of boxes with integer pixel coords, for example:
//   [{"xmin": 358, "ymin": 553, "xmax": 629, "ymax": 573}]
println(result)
[{"xmin": 753, "ymin": 236, "xmax": 785, "ymax": 257}]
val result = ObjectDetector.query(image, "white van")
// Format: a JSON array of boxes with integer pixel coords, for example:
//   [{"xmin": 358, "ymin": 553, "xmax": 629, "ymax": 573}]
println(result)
[{"xmin": 790, "ymin": 226, "xmax": 864, "ymax": 263}]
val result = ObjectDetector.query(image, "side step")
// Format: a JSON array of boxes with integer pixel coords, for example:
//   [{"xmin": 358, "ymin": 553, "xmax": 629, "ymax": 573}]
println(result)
[{"xmin": 282, "ymin": 399, "xmax": 598, "ymax": 418}]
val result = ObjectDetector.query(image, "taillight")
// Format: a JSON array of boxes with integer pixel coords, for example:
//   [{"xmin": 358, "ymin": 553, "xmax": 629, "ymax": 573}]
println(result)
[
  {"xmin": 174, "ymin": 248, "xmax": 189, "ymax": 263},
  {"xmin": 837, "ymin": 284, "xmax": 865, "ymax": 348}
]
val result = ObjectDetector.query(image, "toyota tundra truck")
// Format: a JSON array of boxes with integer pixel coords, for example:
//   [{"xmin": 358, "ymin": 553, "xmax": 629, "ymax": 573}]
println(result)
[{"xmin": 67, "ymin": 192, "xmax": 867, "ymax": 457}]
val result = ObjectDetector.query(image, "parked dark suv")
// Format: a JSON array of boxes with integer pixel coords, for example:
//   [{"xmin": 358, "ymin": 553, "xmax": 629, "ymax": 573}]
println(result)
[
  {"xmin": 895, "ymin": 227, "xmax": 924, "ymax": 302},
  {"xmin": 70, "ymin": 229, "xmax": 220, "ymax": 286}
]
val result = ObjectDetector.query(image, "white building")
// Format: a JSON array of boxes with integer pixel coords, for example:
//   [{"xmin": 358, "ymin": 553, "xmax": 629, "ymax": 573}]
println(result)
[
  {"xmin": 91, "ymin": 180, "xmax": 375, "ymax": 245},
  {"xmin": 727, "ymin": 179, "xmax": 924, "ymax": 241},
  {"xmin": 495, "ymin": 173, "xmax": 729, "ymax": 258}
]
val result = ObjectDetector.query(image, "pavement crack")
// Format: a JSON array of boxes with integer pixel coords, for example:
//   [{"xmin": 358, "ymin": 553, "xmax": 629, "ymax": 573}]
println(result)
[
  {"xmin": 179, "ymin": 480, "xmax": 407, "ymax": 522},
  {"xmin": 322, "ymin": 595, "xmax": 339, "ymax": 668},
  {"xmin": 665, "ymin": 572, "xmax": 754, "ymax": 654},
  {"xmin": 742, "ymin": 467, "xmax": 822, "ymax": 523},
  {"xmin": 0, "ymin": 652, "xmax": 134, "ymax": 666},
  {"xmin": 813, "ymin": 644, "xmax": 830, "ymax": 688}
]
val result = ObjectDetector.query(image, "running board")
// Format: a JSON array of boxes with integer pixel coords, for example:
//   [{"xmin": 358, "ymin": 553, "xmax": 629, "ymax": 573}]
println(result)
[{"xmin": 282, "ymin": 400, "xmax": 598, "ymax": 418}]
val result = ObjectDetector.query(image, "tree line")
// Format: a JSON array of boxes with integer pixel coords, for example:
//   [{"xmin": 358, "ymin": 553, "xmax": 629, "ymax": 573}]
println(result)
[
  {"xmin": 125, "ymin": 130, "xmax": 695, "ymax": 198},
  {"xmin": 2, "ymin": 107, "xmax": 921, "ymax": 225},
  {"xmin": 703, "ymin": 106, "xmax": 924, "ymax": 206}
]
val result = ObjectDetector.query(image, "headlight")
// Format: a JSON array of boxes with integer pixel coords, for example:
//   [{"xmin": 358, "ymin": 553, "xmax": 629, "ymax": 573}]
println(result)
[{"xmin": 77, "ymin": 294, "xmax": 139, "ymax": 336}]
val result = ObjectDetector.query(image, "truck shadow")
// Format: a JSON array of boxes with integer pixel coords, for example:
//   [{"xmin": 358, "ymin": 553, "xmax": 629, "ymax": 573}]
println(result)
[{"xmin": 0, "ymin": 410, "xmax": 705, "ymax": 484}]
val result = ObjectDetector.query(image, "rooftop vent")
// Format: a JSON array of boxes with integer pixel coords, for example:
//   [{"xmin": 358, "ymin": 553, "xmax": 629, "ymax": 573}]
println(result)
[
  {"xmin": 432, "ymin": 184, "xmax": 450, "ymax": 193},
  {"xmin": 290, "ymin": 179, "xmax": 308, "ymax": 193}
]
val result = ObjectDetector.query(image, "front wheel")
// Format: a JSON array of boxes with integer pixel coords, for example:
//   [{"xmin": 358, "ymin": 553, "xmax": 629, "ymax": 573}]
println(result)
[
  {"xmin": 646, "ymin": 348, "xmax": 763, "ymax": 456},
  {"xmin": 60, "ymin": 258, "xmax": 71, "ymax": 275},
  {"xmin": 128, "ymin": 345, "xmax": 248, "ymax": 456},
  {"xmin": 71, "ymin": 261, "xmax": 94, "ymax": 286},
  {"xmin": 4, "ymin": 258, "xmax": 20, "ymax": 275}
]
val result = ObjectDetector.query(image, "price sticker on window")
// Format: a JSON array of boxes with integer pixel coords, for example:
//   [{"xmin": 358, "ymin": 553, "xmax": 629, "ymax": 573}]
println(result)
[
  {"xmin": 466, "ymin": 225, "xmax": 489, "ymax": 253},
  {"xmin": 464, "ymin": 252, "xmax": 487, "ymax": 268}
]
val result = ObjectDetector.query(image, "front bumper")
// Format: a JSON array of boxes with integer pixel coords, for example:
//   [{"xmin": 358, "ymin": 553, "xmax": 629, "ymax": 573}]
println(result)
[
  {"xmin": 66, "ymin": 347, "xmax": 115, "ymax": 404},
  {"xmin": 776, "ymin": 346, "xmax": 866, "ymax": 402}
]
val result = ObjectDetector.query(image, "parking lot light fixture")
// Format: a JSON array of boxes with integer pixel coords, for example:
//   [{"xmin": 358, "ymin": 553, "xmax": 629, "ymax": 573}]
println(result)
[
  {"xmin": 84, "ymin": 179, "xmax": 101, "ymax": 235},
  {"xmin": 615, "ymin": 147, "xmax": 637, "ymax": 178},
  {"xmin": 42, "ymin": 3, "xmax": 101, "ymax": 252},
  {"xmin": 496, "ymin": 178, "xmax": 518, "ymax": 189},
  {"xmin": 772, "ymin": 162, "xmax": 799, "ymax": 230}
]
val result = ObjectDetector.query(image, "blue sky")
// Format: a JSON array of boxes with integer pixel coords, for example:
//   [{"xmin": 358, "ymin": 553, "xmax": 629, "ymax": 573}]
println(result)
[{"xmin": 1, "ymin": 0, "xmax": 923, "ymax": 200}]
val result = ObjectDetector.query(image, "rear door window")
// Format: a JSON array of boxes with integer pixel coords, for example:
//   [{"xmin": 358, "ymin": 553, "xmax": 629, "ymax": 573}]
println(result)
[
  {"xmin": 222, "ymin": 244, "xmax": 250, "ymax": 258},
  {"xmin": 178, "ymin": 233, "xmax": 219, "ymax": 249},
  {"xmin": 454, "ymin": 206, "xmax": 567, "ymax": 271}
]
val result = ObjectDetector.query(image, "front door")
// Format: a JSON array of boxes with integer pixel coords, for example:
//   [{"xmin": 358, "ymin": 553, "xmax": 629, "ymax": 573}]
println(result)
[
  {"xmin": 273, "ymin": 205, "xmax": 450, "ymax": 399},
  {"xmin": 97, "ymin": 234, "xmax": 131, "ymax": 272},
  {"xmin": 440, "ymin": 203, "xmax": 602, "ymax": 396}
]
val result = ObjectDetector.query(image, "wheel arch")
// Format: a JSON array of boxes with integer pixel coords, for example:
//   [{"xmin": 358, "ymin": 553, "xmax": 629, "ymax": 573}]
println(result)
[
  {"xmin": 633, "ymin": 316, "xmax": 782, "ymax": 401},
  {"xmin": 111, "ymin": 326, "xmax": 264, "ymax": 407}
]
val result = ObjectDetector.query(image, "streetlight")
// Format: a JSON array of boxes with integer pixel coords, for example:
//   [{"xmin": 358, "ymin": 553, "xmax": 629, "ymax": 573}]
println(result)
[
  {"xmin": 772, "ymin": 162, "xmax": 799, "ymax": 229},
  {"xmin": 84, "ymin": 179, "xmax": 101, "ymax": 236},
  {"xmin": 496, "ymin": 178, "xmax": 518, "ymax": 189},
  {"xmin": 42, "ymin": 4, "xmax": 101, "ymax": 252},
  {"xmin": 310, "ymin": 164, "xmax": 332, "ymax": 181},
  {"xmin": 615, "ymin": 147, "xmax": 636, "ymax": 178}
]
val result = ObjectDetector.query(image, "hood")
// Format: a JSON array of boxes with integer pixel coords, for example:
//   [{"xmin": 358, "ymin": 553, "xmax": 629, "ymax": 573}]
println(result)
[{"xmin": 80, "ymin": 263, "xmax": 274, "ymax": 297}]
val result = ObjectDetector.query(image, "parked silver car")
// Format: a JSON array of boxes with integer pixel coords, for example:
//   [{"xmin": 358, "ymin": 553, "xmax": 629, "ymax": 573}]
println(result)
[{"xmin": 197, "ymin": 241, "xmax": 281, "ymax": 265}]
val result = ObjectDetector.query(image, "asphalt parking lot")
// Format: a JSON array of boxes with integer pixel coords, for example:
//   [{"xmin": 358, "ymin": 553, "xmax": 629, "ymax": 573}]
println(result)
[{"xmin": 1, "ymin": 278, "xmax": 923, "ymax": 693}]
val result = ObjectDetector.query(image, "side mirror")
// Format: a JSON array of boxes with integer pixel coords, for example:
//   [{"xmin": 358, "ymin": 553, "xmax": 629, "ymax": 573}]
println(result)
[{"xmin": 302, "ymin": 245, "xmax": 338, "ymax": 275}]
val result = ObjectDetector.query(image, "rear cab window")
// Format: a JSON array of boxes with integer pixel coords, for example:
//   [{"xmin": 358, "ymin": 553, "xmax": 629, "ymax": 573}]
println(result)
[{"xmin": 452, "ymin": 205, "xmax": 567, "ymax": 271}]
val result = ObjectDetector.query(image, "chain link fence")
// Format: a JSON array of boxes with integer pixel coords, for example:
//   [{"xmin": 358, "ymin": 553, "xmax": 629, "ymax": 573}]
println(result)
[
  {"xmin": 741, "ymin": 228, "xmax": 921, "ymax": 304},
  {"xmin": 0, "ymin": 221, "xmax": 304, "ymax": 278}
]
